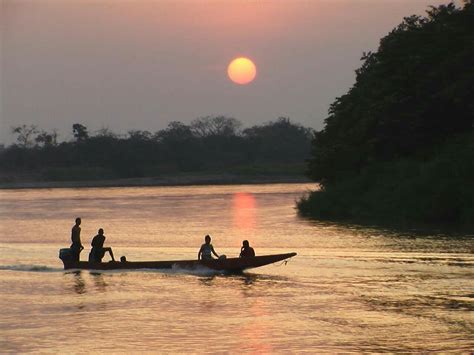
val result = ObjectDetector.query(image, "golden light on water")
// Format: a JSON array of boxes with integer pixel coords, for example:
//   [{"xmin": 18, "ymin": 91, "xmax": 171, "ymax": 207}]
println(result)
[
  {"xmin": 2, "ymin": 184, "xmax": 473, "ymax": 352},
  {"xmin": 232, "ymin": 192, "xmax": 256, "ymax": 230},
  {"xmin": 227, "ymin": 57, "xmax": 257, "ymax": 85},
  {"xmin": 237, "ymin": 299, "xmax": 273, "ymax": 353}
]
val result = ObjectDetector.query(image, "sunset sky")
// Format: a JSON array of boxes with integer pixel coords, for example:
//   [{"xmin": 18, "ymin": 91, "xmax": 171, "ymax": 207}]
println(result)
[{"xmin": 0, "ymin": 0, "xmax": 457, "ymax": 144}]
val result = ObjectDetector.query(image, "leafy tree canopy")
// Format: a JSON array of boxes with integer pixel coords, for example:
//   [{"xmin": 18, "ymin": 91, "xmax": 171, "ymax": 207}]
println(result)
[
  {"xmin": 1, "ymin": 117, "xmax": 314, "ymax": 180},
  {"xmin": 307, "ymin": 1, "xmax": 474, "ymax": 183}
]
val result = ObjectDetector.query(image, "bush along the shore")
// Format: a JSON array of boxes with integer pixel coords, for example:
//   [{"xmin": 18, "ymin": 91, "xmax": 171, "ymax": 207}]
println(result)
[
  {"xmin": 298, "ymin": 132, "xmax": 474, "ymax": 226},
  {"xmin": 299, "ymin": 2, "xmax": 474, "ymax": 228}
]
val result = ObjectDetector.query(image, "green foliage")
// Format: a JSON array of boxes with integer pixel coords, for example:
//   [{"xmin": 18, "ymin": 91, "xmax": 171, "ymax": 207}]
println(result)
[
  {"xmin": 35, "ymin": 130, "xmax": 58, "ymax": 147},
  {"xmin": 299, "ymin": 132, "xmax": 474, "ymax": 226},
  {"xmin": 11, "ymin": 125, "xmax": 39, "ymax": 148},
  {"xmin": 43, "ymin": 167, "xmax": 116, "ymax": 181},
  {"xmin": 72, "ymin": 123, "xmax": 89, "ymax": 142},
  {"xmin": 307, "ymin": 2, "xmax": 473, "ymax": 183},
  {"xmin": 228, "ymin": 162, "xmax": 307, "ymax": 176},
  {"xmin": 244, "ymin": 117, "xmax": 314, "ymax": 163},
  {"xmin": 190, "ymin": 116, "xmax": 242, "ymax": 138},
  {"xmin": 0, "ymin": 117, "xmax": 314, "ymax": 181},
  {"xmin": 302, "ymin": 2, "xmax": 474, "ymax": 227}
]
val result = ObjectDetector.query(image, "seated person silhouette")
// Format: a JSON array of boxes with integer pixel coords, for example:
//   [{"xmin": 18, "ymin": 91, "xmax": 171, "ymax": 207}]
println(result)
[
  {"xmin": 198, "ymin": 235, "xmax": 219, "ymax": 260},
  {"xmin": 89, "ymin": 228, "xmax": 115, "ymax": 262},
  {"xmin": 240, "ymin": 240, "xmax": 255, "ymax": 258}
]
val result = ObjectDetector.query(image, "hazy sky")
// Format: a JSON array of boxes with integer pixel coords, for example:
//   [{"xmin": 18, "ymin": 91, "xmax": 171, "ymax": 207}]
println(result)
[{"xmin": 0, "ymin": 0, "xmax": 456, "ymax": 144}]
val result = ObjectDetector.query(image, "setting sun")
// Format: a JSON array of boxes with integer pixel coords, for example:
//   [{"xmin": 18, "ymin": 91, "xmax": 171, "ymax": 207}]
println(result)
[{"xmin": 227, "ymin": 57, "xmax": 257, "ymax": 85}]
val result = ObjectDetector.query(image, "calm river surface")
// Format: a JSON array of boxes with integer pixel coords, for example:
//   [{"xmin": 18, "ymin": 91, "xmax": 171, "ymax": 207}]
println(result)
[{"xmin": 0, "ymin": 183, "xmax": 473, "ymax": 353}]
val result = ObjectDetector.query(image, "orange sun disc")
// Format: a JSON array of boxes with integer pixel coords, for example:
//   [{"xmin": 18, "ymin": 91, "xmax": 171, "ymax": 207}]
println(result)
[{"xmin": 227, "ymin": 57, "xmax": 257, "ymax": 85}]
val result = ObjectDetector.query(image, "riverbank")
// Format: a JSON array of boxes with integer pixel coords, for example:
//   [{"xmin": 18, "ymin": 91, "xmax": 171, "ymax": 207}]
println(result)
[
  {"xmin": 297, "ymin": 135, "xmax": 474, "ymax": 229},
  {"xmin": 0, "ymin": 173, "xmax": 311, "ymax": 189}
]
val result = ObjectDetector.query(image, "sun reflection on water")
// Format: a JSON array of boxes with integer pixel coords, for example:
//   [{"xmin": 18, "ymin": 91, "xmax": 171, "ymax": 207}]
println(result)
[
  {"xmin": 232, "ymin": 192, "xmax": 256, "ymax": 231},
  {"xmin": 1, "ymin": 184, "xmax": 473, "ymax": 352}
]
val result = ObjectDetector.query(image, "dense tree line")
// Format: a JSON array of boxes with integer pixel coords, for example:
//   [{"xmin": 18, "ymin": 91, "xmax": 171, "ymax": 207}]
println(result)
[
  {"xmin": 0, "ymin": 116, "xmax": 314, "ymax": 180},
  {"xmin": 299, "ymin": 2, "xmax": 474, "ymax": 227}
]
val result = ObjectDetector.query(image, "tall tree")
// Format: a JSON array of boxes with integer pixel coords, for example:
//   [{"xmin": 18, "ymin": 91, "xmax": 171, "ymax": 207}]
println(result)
[
  {"xmin": 35, "ymin": 130, "xmax": 58, "ymax": 147},
  {"xmin": 72, "ymin": 123, "xmax": 89, "ymax": 142},
  {"xmin": 11, "ymin": 125, "xmax": 38, "ymax": 148},
  {"xmin": 307, "ymin": 1, "xmax": 474, "ymax": 183},
  {"xmin": 190, "ymin": 116, "xmax": 242, "ymax": 138},
  {"xmin": 243, "ymin": 117, "xmax": 314, "ymax": 162}
]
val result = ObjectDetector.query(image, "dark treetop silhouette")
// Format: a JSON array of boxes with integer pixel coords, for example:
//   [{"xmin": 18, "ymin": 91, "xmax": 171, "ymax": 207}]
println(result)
[
  {"xmin": 2, "ymin": 116, "xmax": 313, "ymax": 183},
  {"xmin": 299, "ymin": 2, "xmax": 474, "ymax": 227}
]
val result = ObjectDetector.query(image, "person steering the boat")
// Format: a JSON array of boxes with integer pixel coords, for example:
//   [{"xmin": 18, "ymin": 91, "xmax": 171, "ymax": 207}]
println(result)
[
  {"xmin": 198, "ymin": 235, "xmax": 219, "ymax": 260},
  {"xmin": 89, "ymin": 228, "xmax": 116, "ymax": 262},
  {"xmin": 70, "ymin": 217, "xmax": 84, "ymax": 262},
  {"xmin": 240, "ymin": 240, "xmax": 255, "ymax": 258}
]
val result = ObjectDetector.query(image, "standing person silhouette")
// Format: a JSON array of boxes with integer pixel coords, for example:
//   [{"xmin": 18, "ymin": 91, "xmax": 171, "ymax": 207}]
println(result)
[
  {"xmin": 70, "ymin": 217, "xmax": 84, "ymax": 262},
  {"xmin": 198, "ymin": 235, "xmax": 219, "ymax": 260}
]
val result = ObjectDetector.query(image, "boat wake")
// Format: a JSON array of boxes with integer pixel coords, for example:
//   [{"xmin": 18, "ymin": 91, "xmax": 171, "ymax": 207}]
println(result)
[
  {"xmin": 0, "ymin": 264, "xmax": 62, "ymax": 272},
  {"xmin": 170, "ymin": 264, "xmax": 222, "ymax": 276},
  {"xmin": 69, "ymin": 264, "xmax": 223, "ymax": 276}
]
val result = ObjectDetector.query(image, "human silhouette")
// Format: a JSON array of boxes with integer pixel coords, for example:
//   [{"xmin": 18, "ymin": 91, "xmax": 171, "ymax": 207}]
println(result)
[
  {"xmin": 240, "ymin": 240, "xmax": 255, "ymax": 258},
  {"xmin": 89, "ymin": 228, "xmax": 115, "ymax": 262},
  {"xmin": 70, "ymin": 217, "xmax": 84, "ymax": 262},
  {"xmin": 198, "ymin": 235, "xmax": 219, "ymax": 260}
]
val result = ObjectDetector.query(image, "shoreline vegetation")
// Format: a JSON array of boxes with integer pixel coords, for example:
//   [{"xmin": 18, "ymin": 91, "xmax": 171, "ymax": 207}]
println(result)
[
  {"xmin": 298, "ymin": 2, "xmax": 474, "ymax": 229},
  {"xmin": 1, "ymin": 117, "xmax": 314, "ymax": 189},
  {"xmin": 0, "ymin": 173, "xmax": 311, "ymax": 190}
]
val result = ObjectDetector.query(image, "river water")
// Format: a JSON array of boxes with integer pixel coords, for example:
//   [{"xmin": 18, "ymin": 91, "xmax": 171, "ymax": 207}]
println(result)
[{"xmin": 0, "ymin": 183, "xmax": 473, "ymax": 353}]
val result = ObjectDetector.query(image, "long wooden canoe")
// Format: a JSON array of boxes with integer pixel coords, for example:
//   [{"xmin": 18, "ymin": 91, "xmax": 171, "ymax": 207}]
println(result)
[{"xmin": 60, "ymin": 252, "xmax": 297, "ymax": 272}]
